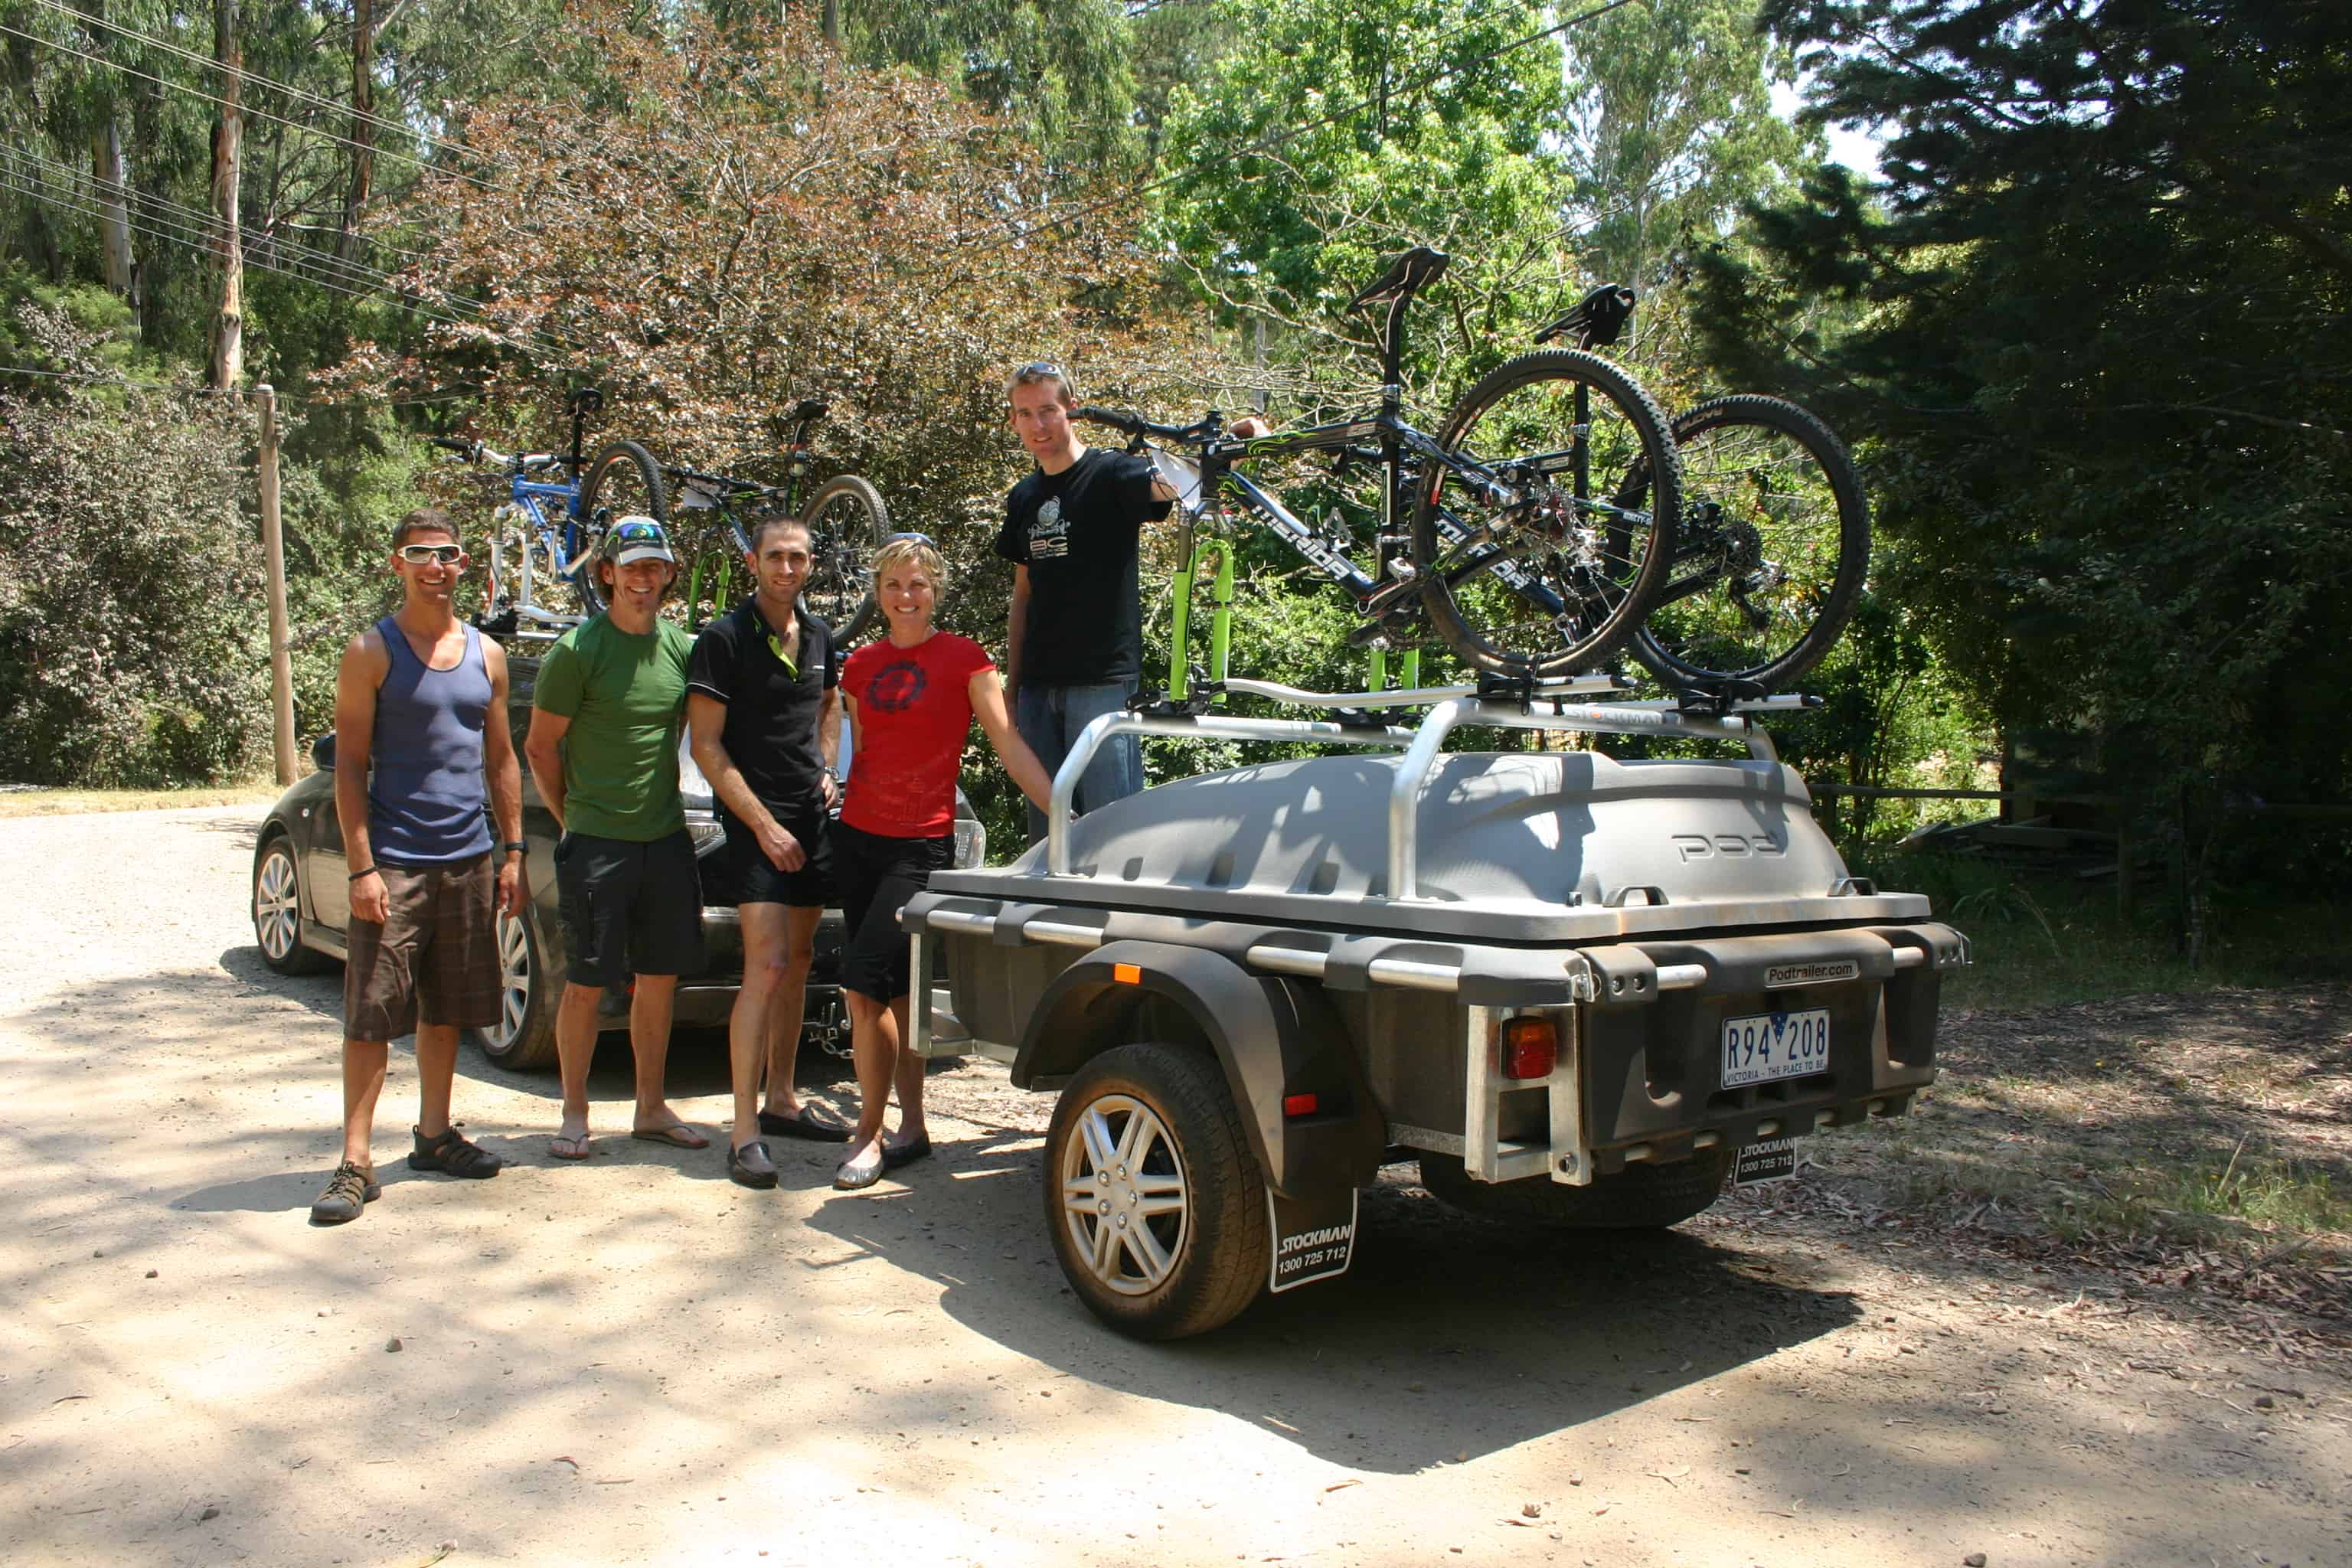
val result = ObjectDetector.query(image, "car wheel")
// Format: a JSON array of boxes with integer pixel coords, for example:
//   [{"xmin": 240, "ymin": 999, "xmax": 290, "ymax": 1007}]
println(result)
[
  {"xmin": 1042, "ymin": 1042, "xmax": 1270, "ymax": 1340},
  {"xmin": 471, "ymin": 906, "xmax": 560, "ymax": 1069},
  {"xmin": 1418, "ymin": 1148, "xmax": 1733, "ymax": 1229},
  {"xmin": 252, "ymin": 835, "xmax": 331, "ymax": 975}
]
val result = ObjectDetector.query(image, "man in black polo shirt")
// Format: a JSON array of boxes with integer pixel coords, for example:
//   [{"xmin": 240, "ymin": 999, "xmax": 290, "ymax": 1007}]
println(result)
[{"xmin": 687, "ymin": 514, "xmax": 853, "ymax": 1188}]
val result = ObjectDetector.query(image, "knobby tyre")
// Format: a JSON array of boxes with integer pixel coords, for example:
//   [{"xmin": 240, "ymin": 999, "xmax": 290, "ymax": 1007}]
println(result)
[
  {"xmin": 577, "ymin": 440, "xmax": 670, "ymax": 617},
  {"xmin": 799, "ymin": 474, "xmax": 888, "ymax": 642},
  {"xmin": 1411, "ymin": 348, "xmax": 1681, "ymax": 678},
  {"xmin": 1043, "ymin": 1042, "xmax": 1271, "ymax": 1339},
  {"xmin": 1624, "ymin": 395, "xmax": 1870, "ymax": 692}
]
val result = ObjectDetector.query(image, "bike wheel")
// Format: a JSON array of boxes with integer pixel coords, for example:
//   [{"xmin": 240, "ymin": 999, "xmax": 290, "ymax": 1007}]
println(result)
[
  {"xmin": 1625, "ymin": 395, "xmax": 1869, "ymax": 692},
  {"xmin": 799, "ymin": 473, "xmax": 889, "ymax": 642},
  {"xmin": 1411, "ymin": 349, "xmax": 1681, "ymax": 678},
  {"xmin": 577, "ymin": 440, "xmax": 670, "ymax": 617}
]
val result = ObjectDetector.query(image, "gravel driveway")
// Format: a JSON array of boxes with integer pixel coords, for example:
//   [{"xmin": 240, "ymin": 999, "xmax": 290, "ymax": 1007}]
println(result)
[{"xmin": 2, "ymin": 805, "xmax": 2345, "ymax": 1566}]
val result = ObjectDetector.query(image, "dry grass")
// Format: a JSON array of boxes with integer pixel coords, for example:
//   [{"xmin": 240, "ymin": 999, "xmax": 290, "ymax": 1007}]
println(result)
[{"xmin": 0, "ymin": 779, "xmax": 284, "ymax": 818}]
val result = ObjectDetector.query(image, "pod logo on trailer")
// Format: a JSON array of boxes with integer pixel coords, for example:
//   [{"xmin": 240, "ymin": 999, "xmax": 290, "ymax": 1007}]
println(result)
[
  {"xmin": 1765, "ymin": 960, "xmax": 1860, "ymax": 988},
  {"xmin": 1670, "ymin": 833, "xmax": 1785, "ymax": 862}
]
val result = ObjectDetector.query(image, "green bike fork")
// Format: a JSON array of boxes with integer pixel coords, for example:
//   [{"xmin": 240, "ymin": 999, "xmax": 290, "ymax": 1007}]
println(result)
[{"xmin": 1167, "ymin": 536, "xmax": 1235, "ymax": 704}]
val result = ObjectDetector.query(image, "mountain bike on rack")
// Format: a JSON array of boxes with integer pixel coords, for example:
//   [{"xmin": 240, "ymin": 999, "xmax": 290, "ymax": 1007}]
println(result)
[
  {"xmin": 1076, "ymin": 245, "xmax": 1686, "ymax": 687},
  {"xmin": 659, "ymin": 397, "xmax": 890, "ymax": 641},
  {"xmin": 430, "ymin": 387, "xmax": 668, "ymax": 631},
  {"xmin": 1537, "ymin": 283, "xmax": 1872, "ymax": 694}
]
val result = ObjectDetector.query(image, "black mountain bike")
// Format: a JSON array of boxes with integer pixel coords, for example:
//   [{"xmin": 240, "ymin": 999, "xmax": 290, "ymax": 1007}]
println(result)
[
  {"xmin": 1550, "ymin": 283, "xmax": 1872, "ymax": 693},
  {"xmin": 662, "ymin": 398, "xmax": 890, "ymax": 641},
  {"xmin": 1081, "ymin": 247, "xmax": 1685, "ymax": 680}
]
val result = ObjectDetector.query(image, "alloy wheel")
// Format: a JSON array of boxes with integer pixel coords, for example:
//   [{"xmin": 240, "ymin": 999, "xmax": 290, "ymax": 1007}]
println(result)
[{"xmin": 1057, "ymin": 1093, "xmax": 1191, "ymax": 1295}]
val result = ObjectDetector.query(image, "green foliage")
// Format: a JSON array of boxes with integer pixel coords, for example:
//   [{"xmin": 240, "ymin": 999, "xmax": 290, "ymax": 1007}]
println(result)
[
  {"xmin": 0, "ymin": 303, "xmax": 266, "ymax": 785},
  {"xmin": 1691, "ymin": 0, "xmax": 2352, "ymax": 859}
]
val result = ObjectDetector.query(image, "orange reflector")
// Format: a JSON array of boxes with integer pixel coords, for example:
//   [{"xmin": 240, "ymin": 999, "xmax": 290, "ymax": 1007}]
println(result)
[
  {"xmin": 1501, "ymin": 1017, "xmax": 1557, "ymax": 1080},
  {"xmin": 1112, "ymin": 962, "xmax": 1142, "ymax": 985},
  {"xmin": 1282, "ymin": 1093, "xmax": 1318, "ymax": 1118}
]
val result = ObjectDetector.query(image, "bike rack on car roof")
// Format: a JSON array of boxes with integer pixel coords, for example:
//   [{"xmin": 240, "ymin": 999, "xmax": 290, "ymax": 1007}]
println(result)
[{"xmin": 1042, "ymin": 675, "xmax": 1817, "ymax": 900}]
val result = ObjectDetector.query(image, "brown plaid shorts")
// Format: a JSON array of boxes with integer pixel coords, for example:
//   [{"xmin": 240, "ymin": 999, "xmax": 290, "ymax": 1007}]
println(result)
[{"xmin": 344, "ymin": 852, "xmax": 501, "ymax": 1041}]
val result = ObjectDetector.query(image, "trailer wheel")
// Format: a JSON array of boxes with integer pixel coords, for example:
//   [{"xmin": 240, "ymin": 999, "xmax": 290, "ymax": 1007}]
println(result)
[
  {"xmin": 1043, "ymin": 1042, "xmax": 1270, "ymax": 1340},
  {"xmin": 1418, "ymin": 1148, "xmax": 1733, "ymax": 1230}
]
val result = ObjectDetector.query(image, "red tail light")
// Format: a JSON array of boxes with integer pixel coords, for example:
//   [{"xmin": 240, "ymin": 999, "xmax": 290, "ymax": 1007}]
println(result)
[
  {"xmin": 1501, "ymin": 1017, "xmax": 1557, "ymax": 1080},
  {"xmin": 1282, "ymin": 1093, "xmax": 1319, "ymax": 1118}
]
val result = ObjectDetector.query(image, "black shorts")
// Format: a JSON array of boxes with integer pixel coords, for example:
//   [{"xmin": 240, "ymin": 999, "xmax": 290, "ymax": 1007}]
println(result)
[
  {"xmin": 833, "ymin": 820, "xmax": 953, "ymax": 1003},
  {"xmin": 554, "ymin": 829, "xmax": 707, "ymax": 989},
  {"xmin": 720, "ymin": 811, "xmax": 837, "ymax": 908}
]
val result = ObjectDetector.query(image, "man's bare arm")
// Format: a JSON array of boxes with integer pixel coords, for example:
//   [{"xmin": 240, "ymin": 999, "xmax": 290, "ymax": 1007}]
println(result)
[
  {"xmin": 817, "ymin": 687, "xmax": 842, "ymax": 808},
  {"xmin": 481, "ymin": 641, "xmax": 527, "ymax": 916},
  {"xmin": 523, "ymin": 707, "xmax": 571, "ymax": 835},
  {"xmin": 333, "ymin": 629, "xmax": 390, "ymax": 921}
]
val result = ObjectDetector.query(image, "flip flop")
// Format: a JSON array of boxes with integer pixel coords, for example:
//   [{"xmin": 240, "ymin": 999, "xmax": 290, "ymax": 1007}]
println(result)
[
  {"xmin": 550, "ymin": 1129, "xmax": 592, "ymax": 1161},
  {"xmin": 630, "ymin": 1122, "xmax": 710, "ymax": 1150},
  {"xmin": 759, "ymin": 1103, "xmax": 852, "ymax": 1142}
]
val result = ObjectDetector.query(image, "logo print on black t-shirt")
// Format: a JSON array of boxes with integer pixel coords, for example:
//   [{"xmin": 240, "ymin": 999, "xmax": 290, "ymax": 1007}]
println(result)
[
  {"xmin": 866, "ymin": 658, "xmax": 927, "ymax": 713},
  {"xmin": 1030, "ymin": 494, "xmax": 1070, "ymax": 560}
]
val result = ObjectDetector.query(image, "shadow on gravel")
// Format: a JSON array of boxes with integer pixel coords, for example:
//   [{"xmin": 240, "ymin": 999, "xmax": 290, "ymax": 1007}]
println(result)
[{"xmin": 805, "ymin": 1163, "xmax": 1866, "ymax": 1473}]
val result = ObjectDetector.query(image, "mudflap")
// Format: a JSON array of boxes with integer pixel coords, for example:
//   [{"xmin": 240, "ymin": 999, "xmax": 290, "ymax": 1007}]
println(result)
[
  {"xmin": 1733, "ymin": 1138, "xmax": 1798, "ymax": 1188},
  {"xmin": 1267, "ymin": 1187, "xmax": 1359, "ymax": 1294}
]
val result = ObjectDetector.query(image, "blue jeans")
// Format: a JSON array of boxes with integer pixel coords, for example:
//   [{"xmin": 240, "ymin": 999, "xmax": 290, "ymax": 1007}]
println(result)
[{"xmin": 1014, "ymin": 681, "xmax": 1143, "ymax": 845}]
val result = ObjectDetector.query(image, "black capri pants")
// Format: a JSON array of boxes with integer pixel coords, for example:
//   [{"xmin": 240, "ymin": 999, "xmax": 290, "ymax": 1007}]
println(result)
[{"xmin": 832, "ymin": 818, "xmax": 954, "ymax": 1003}]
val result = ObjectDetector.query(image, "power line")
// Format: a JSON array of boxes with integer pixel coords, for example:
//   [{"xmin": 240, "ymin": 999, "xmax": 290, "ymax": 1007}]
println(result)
[
  {"xmin": 0, "ymin": 21, "xmax": 495, "ymax": 190},
  {"xmin": 20, "ymin": 0, "xmax": 504, "ymax": 175},
  {"xmin": 6, "ymin": 145, "xmax": 518, "ymax": 333},
  {"xmin": 972, "ymin": 0, "xmax": 1638, "ymax": 252},
  {"xmin": 0, "ymin": 167, "xmax": 569, "ymax": 352}
]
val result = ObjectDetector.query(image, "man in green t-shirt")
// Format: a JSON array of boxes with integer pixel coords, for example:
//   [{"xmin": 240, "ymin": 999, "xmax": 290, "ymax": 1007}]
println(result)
[{"xmin": 524, "ymin": 518, "xmax": 707, "ymax": 1161}]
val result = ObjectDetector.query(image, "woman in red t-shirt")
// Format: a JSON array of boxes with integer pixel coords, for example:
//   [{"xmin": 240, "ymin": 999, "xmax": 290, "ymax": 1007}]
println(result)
[{"xmin": 833, "ymin": 534, "xmax": 1053, "ymax": 1190}]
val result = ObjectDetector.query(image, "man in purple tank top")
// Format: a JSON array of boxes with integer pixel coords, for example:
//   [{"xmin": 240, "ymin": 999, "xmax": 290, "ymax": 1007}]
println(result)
[{"xmin": 312, "ymin": 508, "xmax": 527, "ymax": 1225}]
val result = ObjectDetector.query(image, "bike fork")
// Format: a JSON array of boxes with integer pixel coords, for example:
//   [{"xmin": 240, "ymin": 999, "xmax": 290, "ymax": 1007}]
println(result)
[{"xmin": 1167, "ymin": 536, "xmax": 1235, "ymax": 703}]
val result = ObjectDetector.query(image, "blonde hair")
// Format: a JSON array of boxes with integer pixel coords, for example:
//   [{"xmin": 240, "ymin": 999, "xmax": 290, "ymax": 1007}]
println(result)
[{"xmin": 871, "ymin": 535, "xmax": 946, "ymax": 601}]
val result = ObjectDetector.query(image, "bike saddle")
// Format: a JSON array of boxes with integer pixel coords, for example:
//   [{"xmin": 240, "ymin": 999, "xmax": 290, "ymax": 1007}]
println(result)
[
  {"xmin": 1534, "ymin": 284, "xmax": 1638, "ymax": 349},
  {"xmin": 789, "ymin": 397, "xmax": 829, "ymax": 423},
  {"xmin": 565, "ymin": 387, "xmax": 605, "ymax": 415},
  {"xmin": 1348, "ymin": 246, "xmax": 1450, "ymax": 309}
]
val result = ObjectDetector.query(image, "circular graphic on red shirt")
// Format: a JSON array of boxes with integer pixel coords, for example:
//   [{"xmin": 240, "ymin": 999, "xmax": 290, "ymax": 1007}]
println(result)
[{"xmin": 865, "ymin": 658, "xmax": 928, "ymax": 713}]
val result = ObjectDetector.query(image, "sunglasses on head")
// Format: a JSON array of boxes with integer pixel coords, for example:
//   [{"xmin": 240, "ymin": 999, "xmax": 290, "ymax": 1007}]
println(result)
[
  {"xmin": 609, "ymin": 520, "xmax": 665, "ymax": 544},
  {"xmin": 883, "ymin": 531, "xmax": 936, "ymax": 549},
  {"xmin": 398, "ymin": 543, "xmax": 464, "ymax": 565}
]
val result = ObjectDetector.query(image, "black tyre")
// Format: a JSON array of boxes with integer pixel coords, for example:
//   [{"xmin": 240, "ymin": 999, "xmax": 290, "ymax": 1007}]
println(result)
[
  {"xmin": 576, "ymin": 439, "xmax": 670, "ymax": 616},
  {"xmin": 1625, "ymin": 395, "xmax": 1870, "ymax": 691},
  {"xmin": 799, "ymin": 473, "xmax": 888, "ymax": 643},
  {"xmin": 1412, "ymin": 348, "xmax": 1681, "ymax": 678},
  {"xmin": 469, "ymin": 906, "xmax": 559, "ymax": 1070},
  {"xmin": 1043, "ymin": 1042, "xmax": 1270, "ymax": 1340},
  {"xmin": 252, "ymin": 833, "xmax": 332, "ymax": 975},
  {"xmin": 1418, "ymin": 1148, "xmax": 1731, "ymax": 1230}
]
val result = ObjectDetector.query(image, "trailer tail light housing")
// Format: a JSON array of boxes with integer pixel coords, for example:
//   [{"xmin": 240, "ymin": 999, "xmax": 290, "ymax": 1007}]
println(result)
[
  {"xmin": 1501, "ymin": 1017, "xmax": 1557, "ymax": 1080},
  {"xmin": 1282, "ymin": 1093, "xmax": 1319, "ymax": 1118}
]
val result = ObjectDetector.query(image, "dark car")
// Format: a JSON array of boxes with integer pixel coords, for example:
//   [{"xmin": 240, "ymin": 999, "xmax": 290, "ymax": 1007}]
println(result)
[{"xmin": 248, "ymin": 652, "xmax": 985, "ymax": 1068}]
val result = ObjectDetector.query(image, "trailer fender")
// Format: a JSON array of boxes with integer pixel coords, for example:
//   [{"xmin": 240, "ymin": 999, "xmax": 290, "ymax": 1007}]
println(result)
[{"xmin": 1011, "ymin": 940, "xmax": 1384, "ymax": 1199}]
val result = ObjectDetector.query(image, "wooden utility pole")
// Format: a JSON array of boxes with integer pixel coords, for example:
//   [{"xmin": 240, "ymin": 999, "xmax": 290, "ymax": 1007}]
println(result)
[
  {"xmin": 208, "ymin": 0, "xmax": 243, "ymax": 391},
  {"xmin": 257, "ymin": 384, "xmax": 297, "ymax": 784},
  {"xmin": 341, "ymin": 0, "xmax": 374, "ymax": 263}
]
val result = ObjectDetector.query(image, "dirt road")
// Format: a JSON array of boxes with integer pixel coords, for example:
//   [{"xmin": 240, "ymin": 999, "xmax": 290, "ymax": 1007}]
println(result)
[{"xmin": 2, "ymin": 805, "xmax": 2345, "ymax": 1566}]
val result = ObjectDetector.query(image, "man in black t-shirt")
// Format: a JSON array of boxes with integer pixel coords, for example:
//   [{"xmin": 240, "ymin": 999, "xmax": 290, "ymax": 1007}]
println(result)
[
  {"xmin": 686, "ymin": 515, "xmax": 853, "ymax": 1189},
  {"xmin": 997, "ymin": 361, "xmax": 1179, "ymax": 844}
]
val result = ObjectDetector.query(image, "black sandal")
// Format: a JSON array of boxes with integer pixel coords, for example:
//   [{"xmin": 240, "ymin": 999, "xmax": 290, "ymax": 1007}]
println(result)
[{"xmin": 409, "ymin": 1125, "xmax": 502, "ymax": 1179}]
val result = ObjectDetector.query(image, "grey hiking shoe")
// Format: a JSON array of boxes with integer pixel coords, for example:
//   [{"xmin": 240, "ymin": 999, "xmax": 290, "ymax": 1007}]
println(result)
[{"xmin": 310, "ymin": 1161, "xmax": 381, "ymax": 1225}]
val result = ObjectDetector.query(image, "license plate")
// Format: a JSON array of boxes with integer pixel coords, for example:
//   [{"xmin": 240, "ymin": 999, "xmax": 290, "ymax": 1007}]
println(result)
[{"xmin": 1720, "ymin": 1007, "xmax": 1831, "ymax": 1087}]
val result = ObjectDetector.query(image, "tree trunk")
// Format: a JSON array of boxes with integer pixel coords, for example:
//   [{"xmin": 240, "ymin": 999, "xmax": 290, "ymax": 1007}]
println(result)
[
  {"xmin": 340, "ymin": 0, "xmax": 374, "ymax": 263},
  {"xmin": 208, "ymin": 0, "xmax": 243, "ymax": 392},
  {"xmin": 820, "ymin": 0, "xmax": 839, "ymax": 45},
  {"xmin": 91, "ymin": 119, "xmax": 138, "ymax": 313}
]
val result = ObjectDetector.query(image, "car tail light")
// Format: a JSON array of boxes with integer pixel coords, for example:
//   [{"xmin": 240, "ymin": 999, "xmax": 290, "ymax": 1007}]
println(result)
[
  {"xmin": 1282, "ymin": 1093, "xmax": 1318, "ymax": 1118},
  {"xmin": 1501, "ymin": 1017, "xmax": 1557, "ymax": 1080}
]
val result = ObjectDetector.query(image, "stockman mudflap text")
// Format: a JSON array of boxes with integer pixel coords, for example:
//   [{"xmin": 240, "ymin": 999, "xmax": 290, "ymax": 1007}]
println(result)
[{"xmin": 900, "ymin": 678, "xmax": 1967, "ymax": 1339}]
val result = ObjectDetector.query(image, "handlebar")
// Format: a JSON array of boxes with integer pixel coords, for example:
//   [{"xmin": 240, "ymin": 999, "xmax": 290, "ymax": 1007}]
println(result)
[{"xmin": 1076, "ymin": 406, "xmax": 1223, "ymax": 446}]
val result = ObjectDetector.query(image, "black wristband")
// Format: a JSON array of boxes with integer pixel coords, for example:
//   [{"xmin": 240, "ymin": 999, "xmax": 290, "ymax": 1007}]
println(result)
[
  {"xmin": 349, "ymin": 866, "xmax": 377, "ymax": 881},
  {"xmin": 501, "ymin": 841, "xmax": 527, "ymax": 854}
]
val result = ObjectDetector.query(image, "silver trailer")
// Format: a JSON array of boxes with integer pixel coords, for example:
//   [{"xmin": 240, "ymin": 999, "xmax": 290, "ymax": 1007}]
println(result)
[{"xmin": 901, "ymin": 678, "xmax": 1967, "ymax": 1338}]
